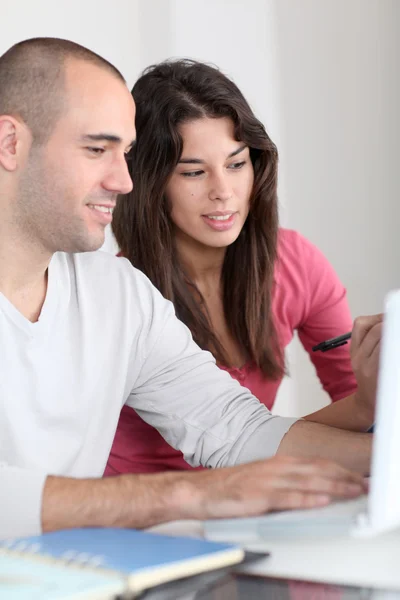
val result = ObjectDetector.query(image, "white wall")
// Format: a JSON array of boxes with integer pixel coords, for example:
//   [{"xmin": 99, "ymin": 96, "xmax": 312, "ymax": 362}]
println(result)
[
  {"xmin": 2, "ymin": 0, "xmax": 398, "ymax": 416},
  {"xmin": 273, "ymin": 0, "xmax": 400, "ymax": 316},
  {"xmin": 270, "ymin": 0, "xmax": 400, "ymax": 414},
  {"xmin": 0, "ymin": 0, "xmax": 142, "ymax": 82}
]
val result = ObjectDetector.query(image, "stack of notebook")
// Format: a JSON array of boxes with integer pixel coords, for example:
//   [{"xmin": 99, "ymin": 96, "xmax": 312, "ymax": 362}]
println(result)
[{"xmin": 0, "ymin": 527, "xmax": 244, "ymax": 599}]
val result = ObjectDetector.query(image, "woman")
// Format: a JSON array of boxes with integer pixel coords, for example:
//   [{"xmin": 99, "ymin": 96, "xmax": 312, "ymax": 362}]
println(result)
[{"xmin": 106, "ymin": 59, "xmax": 375, "ymax": 475}]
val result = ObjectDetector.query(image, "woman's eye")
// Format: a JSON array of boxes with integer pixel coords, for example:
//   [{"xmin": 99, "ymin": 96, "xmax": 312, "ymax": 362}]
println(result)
[
  {"xmin": 228, "ymin": 161, "xmax": 246, "ymax": 170},
  {"xmin": 181, "ymin": 170, "xmax": 204, "ymax": 178}
]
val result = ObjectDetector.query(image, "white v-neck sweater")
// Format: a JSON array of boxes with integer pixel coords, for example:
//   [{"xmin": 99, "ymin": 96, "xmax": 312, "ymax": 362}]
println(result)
[{"xmin": 0, "ymin": 251, "xmax": 297, "ymax": 538}]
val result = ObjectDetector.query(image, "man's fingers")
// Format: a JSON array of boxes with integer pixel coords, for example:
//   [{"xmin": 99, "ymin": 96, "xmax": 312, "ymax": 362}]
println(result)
[
  {"xmin": 270, "ymin": 490, "xmax": 331, "ymax": 512},
  {"xmin": 261, "ymin": 459, "xmax": 367, "ymax": 498},
  {"xmin": 281, "ymin": 458, "xmax": 367, "ymax": 487},
  {"xmin": 308, "ymin": 459, "xmax": 367, "ymax": 484},
  {"xmin": 277, "ymin": 473, "xmax": 365, "ymax": 497},
  {"xmin": 206, "ymin": 458, "xmax": 368, "ymax": 519},
  {"xmin": 301, "ymin": 476, "xmax": 364, "ymax": 498}
]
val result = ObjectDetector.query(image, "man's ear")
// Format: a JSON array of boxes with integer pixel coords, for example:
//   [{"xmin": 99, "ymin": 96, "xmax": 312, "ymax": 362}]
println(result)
[{"xmin": 0, "ymin": 116, "xmax": 26, "ymax": 172}]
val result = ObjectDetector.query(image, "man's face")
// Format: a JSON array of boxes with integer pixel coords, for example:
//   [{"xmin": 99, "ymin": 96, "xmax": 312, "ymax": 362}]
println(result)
[{"xmin": 17, "ymin": 60, "xmax": 136, "ymax": 254}]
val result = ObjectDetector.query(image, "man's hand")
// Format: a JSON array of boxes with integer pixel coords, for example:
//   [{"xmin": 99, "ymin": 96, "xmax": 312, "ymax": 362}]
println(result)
[
  {"xmin": 177, "ymin": 455, "xmax": 367, "ymax": 520},
  {"xmin": 42, "ymin": 456, "xmax": 367, "ymax": 532},
  {"xmin": 351, "ymin": 313, "xmax": 383, "ymax": 422},
  {"xmin": 192, "ymin": 456, "xmax": 366, "ymax": 519}
]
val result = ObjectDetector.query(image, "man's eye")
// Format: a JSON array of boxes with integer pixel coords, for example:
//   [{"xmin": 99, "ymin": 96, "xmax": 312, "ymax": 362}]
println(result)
[
  {"xmin": 87, "ymin": 147, "xmax": 105, "ymax": 155},
  {"xmin": 181, "ymin": 170, "xmax": 204, "ymax": 178}
]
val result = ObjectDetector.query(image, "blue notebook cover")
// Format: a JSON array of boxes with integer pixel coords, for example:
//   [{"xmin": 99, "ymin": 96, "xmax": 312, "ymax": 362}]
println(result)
[{"xmin": 1, "ymin": 528, "xmax": 244, "ymax": 596}]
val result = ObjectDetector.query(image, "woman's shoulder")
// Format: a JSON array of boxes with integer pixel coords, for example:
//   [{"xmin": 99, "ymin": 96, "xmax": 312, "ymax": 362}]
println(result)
[
  {"xmin": 277, "ymin": 228, "xmax": 335, "ymax": 276},
  {"xmin": 278, "ymin": 227, "xmax": 318, "ymax": 258},
  {"xmin": 276, "ymin": 228, "xmax": 347, "ymax": 316},
  {"xmin": 274, "ymin": 230, "xmax": 312, "ymax": 322},
  {"xmin": 276, "ymin": 228, "xmax": 311, "ymax": 281},
  {"xmin": 274, "ymin": 228, "xmax": 345, "ymax": 325}
]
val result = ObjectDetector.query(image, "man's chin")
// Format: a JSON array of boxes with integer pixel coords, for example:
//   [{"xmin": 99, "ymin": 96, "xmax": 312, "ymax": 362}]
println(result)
[
  {"xmin": 62, "ymin": 233, "xmax": 106, "ymax": 255},
  {"xmin": 80, "ymin": 238, "xmax": 105, "ymax": 253}
]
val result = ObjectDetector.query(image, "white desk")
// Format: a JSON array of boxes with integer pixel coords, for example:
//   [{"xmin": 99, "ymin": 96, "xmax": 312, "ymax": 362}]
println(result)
[
  {"xmin": 231, "ymin": 529, "xmax": 400, "ymax": 591},
  {"xmin": 150, "ymin": 509, "xmax": 400, "ymax": 591}
]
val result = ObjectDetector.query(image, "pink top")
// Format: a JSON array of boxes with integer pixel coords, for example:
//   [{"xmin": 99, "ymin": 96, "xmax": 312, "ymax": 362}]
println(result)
[{"xmin": 105, "ymin": 229, "xmax": 357, "ymax": 475}]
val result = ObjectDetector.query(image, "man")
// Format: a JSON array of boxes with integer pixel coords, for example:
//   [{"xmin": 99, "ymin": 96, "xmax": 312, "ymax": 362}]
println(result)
[{"xmin": 0, "ymin": 38, "xmax": 378, "ymax": 539}]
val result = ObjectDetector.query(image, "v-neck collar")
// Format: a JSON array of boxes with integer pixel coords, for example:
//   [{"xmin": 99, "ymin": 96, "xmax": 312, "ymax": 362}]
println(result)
[{"xmin": 0, "ymin": 253, "xmax": 60, "ymax": 338}]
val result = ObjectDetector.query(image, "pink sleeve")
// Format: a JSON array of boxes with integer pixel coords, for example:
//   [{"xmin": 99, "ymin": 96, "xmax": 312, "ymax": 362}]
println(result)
[{"xmin": 294, "ymin": 233, "xmax": 357, "ymax": 401}]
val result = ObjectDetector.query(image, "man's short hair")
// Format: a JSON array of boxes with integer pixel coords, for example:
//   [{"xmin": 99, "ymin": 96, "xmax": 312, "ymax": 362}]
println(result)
[{"xmin": 0, "ymin": 37, "xmax": 125, "ymax": 145}]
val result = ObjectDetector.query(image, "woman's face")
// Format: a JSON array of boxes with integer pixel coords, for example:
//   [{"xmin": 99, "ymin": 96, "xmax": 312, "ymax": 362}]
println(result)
[{"xmin": 165, "ymin": 117, "xmax": 254, "ymax": 251}]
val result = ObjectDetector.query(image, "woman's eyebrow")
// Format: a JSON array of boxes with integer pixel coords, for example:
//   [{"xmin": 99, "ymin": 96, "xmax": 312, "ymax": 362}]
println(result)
[{"xmin": 178, "ymin": 145, "xmax": 247, "ymax": 164}]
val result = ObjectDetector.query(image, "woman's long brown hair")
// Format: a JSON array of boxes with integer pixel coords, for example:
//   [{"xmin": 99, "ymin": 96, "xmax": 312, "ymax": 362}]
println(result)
[{"xmin": 113, "ymin": 59, "xmax": 284, "ymax": 378}]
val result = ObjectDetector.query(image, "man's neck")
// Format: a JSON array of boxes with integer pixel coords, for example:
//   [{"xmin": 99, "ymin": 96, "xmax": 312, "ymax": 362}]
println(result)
[{"xmin": 0, "ymin": 228, "xmax": 52, "ymax": 322}]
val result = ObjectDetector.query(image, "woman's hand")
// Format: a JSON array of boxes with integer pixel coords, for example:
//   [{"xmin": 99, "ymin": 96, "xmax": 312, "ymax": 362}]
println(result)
[{"xmin": 351, "ymin": 313, "xmax": 383, "ymax": 423}]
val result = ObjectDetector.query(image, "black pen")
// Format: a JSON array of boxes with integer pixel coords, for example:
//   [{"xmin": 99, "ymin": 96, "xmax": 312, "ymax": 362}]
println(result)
[{"xmin": 312, "ymin": 332, "xmax": 352, "ymax": 352}]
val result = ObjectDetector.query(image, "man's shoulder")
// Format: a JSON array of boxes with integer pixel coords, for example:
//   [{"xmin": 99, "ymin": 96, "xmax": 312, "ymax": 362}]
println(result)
[
  {"xmin": 56, "ymin": 251, "xmax": 156, "ymax": 299},
  {"xmin": 69, "ymin": 250, "xmax": 132, "ymax": 274}
]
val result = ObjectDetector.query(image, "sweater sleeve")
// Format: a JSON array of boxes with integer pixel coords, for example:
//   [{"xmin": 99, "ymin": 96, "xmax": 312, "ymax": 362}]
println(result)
[
  {"xmin": 125, "ymin": 275, "xmax": 299, "ymax": 468},
  {"xmin": 0, "ymin": 463, "xmax": 47, "ymax": 539},
  {"xmin": 294, "ymin": 233, "xmax": 357, "ymax": 401}
]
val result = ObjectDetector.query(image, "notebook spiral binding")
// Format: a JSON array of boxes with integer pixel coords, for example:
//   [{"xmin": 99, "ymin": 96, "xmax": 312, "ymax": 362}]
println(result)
[
  {"xmin": 0, "ymin": 540, "xmax": 135, "ymax": 600},
  {"xmin": 0, "ymin": 538, "xmax": 109, "ymax": 572}
]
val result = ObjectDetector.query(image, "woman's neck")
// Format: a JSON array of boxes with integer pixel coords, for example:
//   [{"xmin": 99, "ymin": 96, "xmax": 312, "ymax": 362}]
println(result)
[
  {"xmin": 175, "ymin": 235, "xmax": 226, "ymax": 287},
  {"xmin": 174, "ymin": 234, "xmax": 248, "ymax": 369}
]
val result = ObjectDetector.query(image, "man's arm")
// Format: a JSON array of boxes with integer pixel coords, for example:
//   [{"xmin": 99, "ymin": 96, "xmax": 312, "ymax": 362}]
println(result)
[
  {"xmin": 40, "ymin": 456, "xmax": 366, "ymax": 533},
  {"xmin": 0, "ymin": 455, "xmax": 367, "ymax": 538},
  {"xmin": 125, "ymin": 281, "xmax": 372, "ymax": 475}
]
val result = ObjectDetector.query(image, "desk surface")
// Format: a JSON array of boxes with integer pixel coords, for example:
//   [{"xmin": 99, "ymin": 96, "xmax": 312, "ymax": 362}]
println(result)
[
  {"xmin": 238, "ymin": 530, "xmax": 400, "ymax": 590},
  {"xmin": 142, "ymin": 571, "xmax": 400, "ymax": 600},
  {"xmin": 149, "ymin": 518, "xmax": 400, "ymax": 592}
]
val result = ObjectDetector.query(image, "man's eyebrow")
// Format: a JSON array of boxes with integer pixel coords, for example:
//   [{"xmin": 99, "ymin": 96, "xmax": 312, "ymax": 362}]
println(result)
[
  {"xmin": 178, "ymin": 145, "xmax": 247, "ymax": 164},
  {"xmin": 81, "ymin": 134, "xmax": 136, "ymax": 147}
]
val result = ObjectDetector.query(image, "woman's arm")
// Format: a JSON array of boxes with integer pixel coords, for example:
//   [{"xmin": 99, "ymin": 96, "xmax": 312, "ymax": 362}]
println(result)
[
  {"xmin": 284, "ymin": 231, "xmax": 380, "ymax": 430},
  {"xmin": 293, "ymin": 232, "xmax": 357, "ymax": 402},
  {"xmin": 304, "ymin": 314, "xmax": 382, "ymax": 431}
]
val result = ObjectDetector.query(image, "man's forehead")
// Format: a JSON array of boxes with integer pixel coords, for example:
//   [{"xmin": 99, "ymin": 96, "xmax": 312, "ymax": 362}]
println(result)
[
  {"xmin": 64, "ymin": 59, "xmax": 131, "ymax": 107},
  {"xmin": 61, "ymin": 60, "xmax": 136, "ymax": 143}
]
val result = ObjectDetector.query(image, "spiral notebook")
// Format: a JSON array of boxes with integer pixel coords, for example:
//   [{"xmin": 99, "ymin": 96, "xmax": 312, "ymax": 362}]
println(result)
[{"xmin": 0, "ymin": 527, "xmax": 244, "ymax": 599}]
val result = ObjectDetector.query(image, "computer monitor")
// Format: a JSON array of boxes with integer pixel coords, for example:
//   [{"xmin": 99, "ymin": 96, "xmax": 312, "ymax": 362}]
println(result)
[{"xmin": 356, "ymin": 289, "xmax": 400, "ymax": 536}]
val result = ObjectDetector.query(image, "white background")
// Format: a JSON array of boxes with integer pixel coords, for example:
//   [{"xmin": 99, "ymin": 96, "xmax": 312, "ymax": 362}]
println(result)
[{"xmin": 1, "ymin": 0, "xmax": 399, "ymax": 416}]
